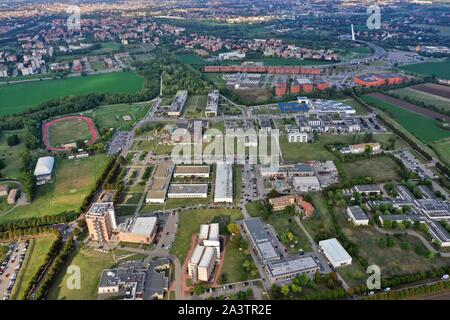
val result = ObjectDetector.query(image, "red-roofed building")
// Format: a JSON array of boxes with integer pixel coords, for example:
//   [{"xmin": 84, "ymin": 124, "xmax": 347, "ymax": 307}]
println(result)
[{"xmin": 297, "ymin": 196, "xmax": 315, "ymax": 218}]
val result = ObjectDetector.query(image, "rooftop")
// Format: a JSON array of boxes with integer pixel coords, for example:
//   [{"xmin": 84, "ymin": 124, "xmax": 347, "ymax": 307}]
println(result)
[
  {"xmin": 266, "ymin": 256, "xmax": 319, "ymax": 277},
  {"xmin": 168, "ymin": 184, "xmax": 208, "ymax": 194},
  {"xmin": 319, "ymin": 238, "xmax": 352, "ymax": 263}
]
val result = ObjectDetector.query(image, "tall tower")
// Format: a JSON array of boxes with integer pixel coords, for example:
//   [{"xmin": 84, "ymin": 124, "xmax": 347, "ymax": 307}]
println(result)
[
  {"xmin": 160, "ymin": 74, "xmax": 163, "ymax": 96},
  {"xmin": 351, "ymin": 24, "xmax": 356, "ymax": 41}
]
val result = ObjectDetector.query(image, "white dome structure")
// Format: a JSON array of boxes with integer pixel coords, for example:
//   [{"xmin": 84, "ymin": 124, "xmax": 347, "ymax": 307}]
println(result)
[{"xmin": 34, "ymin": 156, "xmax": 55, "ymax": 177}]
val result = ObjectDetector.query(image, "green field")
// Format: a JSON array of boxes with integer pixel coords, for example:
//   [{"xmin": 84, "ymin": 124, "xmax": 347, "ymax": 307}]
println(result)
[
  {"xmin": 48, "ymin": 246, "xmax": 116, "ymax": 300},
  {"xmin": 0, "ymin": 130, "xmax": 28, "ymax": 179},
  {"xmin": 342, "ymin": 156, "xmax": 401, "ymax": 183},
  {"xmin": 0, "ymin": 155, "xmax": 109, "ymax": 223},
  {"xmin": 400, "ymin": 60, "xmax": 450, "ymax": 80},
  {"xmin": 183, "ymin": 95, "xmax": 207, "ymax": 118},
  {"xmin": 10, "ymin": 235, "xmax": 57, "ymax": 300},
  {"xmin": 220, "ymin": 238, "xmax": 258, "ymax": 283},
  {"xmin": 432, "ymin": 138, "xmax": 450, "ymax": 167},
  {"xmin": 388, "ymin": 87, "xmax": 450, "ymax": 114},
  {"xmin": 92, "ymin": 102, "xmax": 151, "ymax": 131},
  {"xmin": 362, "ymin": 95, "xmax": 449, "ymax": 143},
  {"xmin": 48, "ymin": 119, "xmax": 93, "ymax": 147},
  {"xmin": 0, "ymin": 243, "xmax": 8, "ymax": 261},
  {"xmin": 171, "ymin": 208, "xmax": 243, "ymax": 263},
  {"xmin": 0, "ymin": 72, "xmax": 144, "ymax": 116}
]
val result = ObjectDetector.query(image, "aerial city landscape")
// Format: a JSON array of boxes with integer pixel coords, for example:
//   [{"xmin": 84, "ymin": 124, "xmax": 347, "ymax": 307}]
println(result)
[{"xmin": 0, "ymin": 0, "xmax": 450, "ymax": 305}]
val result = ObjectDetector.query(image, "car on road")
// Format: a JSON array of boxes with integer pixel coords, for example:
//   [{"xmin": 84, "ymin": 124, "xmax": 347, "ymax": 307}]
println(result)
[
  {"xmin": 442, "ymin": 274, "xmax": 449, "ymax": 280},
  {"xmin": 384, "ymin": 288, "xmax": 391, "ymax": 292}
]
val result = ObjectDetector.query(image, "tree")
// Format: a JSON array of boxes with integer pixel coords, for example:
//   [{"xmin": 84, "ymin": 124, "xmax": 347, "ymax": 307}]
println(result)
[
  {"xmin": 280, "ymin": 285, "xmax": 290, "ymax": 296},
  {"xmin": 291, "ymin": 284, "xmax": 302, "ymax": 293},
  {"xmin": 227, "ymin": 223, "xmax": 240, "ymax": 236},
  {"xmin": 7, "ymin": 134, "xmax": 20, "ymax": 146}
]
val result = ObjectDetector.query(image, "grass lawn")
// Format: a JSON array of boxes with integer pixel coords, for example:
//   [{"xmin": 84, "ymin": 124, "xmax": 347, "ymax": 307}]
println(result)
[
  {"xmin": 116, "ymin": 205, "xmax": 137, "ymax": 217},
  {"xmin": 220, "ymin": 239, "xmax": 259, "ymax": 283},
  {"xmin": 245, "ymin": 200, "xmax": 265, "ymax": 218},
  {"xmin": 0, "ymin": 243, "xmax": 8, "ymax": 261},
  {"xmin": 0, "ymin": 72, "xmax": 144, "ymax": 116},
  {"xmin": 302, "ymin": 193, "xmax": 335, "ymax": 242},
  {"xmin": 233, "ymin": 165, "xmax": 242, "ymax": 204},
  {"xmin": 176, "ymin": 54, "xmax": 207, "ymax": 66},
  {"xmin": 171, "ymin": 208, "xmax": 243, "ymax": 263},
  {"xmin": 388, "ymin": 87, "xmax": 450, "ymax": 114},
  {"xmin": 92, "ymin": 102, "xmax": 150, "ymax": 131},
  {"xmin": 48, "ymin": 119, "xmax": 93, "ymax": 147},
  {"xmin": 183, "ymin": 95, "xmax": 207, "ymax": 118},
  {"xmin": 0, "ymin": 155, "xmax": 109, "ymax": 223},
  {"xmin": 361, "ymin": 95, "xmax": 449, "ymax": 143},
  {"xmin": 120, "ymin": 193, "xmax": 143, "ymax": 205},
  {"xmin": 47, "ymin": 246, "xmax": 117, "ymax": 300},
  {"xmin": 10, "ymin": 235, "xmax": 57, "ymax": 300},
  {"xmin": 432, "ymin": 138, "xmax": 450, "ymax": 167},
  {"xmin": 164, "ymin": 198, "xmax": 211, "ymax": 210},
  {"xmin": 265, "ymin": 212, "xmax": 312, "ymax": 253},
  {"xmin": 400, "ymin": 60, "xmax": 450, "ymax": 80},
  {"xmin": 0, "ymin": 129, "xmax": 28, "ymax": 179},
  {"xmin": 342, "ymin": 156, "xmax": 401, "ymax": 183}
]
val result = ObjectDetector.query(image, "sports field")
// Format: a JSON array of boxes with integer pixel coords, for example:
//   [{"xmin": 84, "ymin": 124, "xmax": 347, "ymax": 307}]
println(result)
[
  {"xmin": 0, "ymin": 72, "xmax": 144, "ymax": 116},
  {"xmin": 400, "ymin": 60, "xmax": 450, "ymax": 80},
  {"xmin": 47, "ymin": 117, "xmax": 96, "ymax": 148},
  {"xmin": 361, "ymin": 95, "xmax": 449, "ymax": 143},
  {"xmin": 92, "ymin": 102, "xmax": 151, "ymax": 131},
  {"xmin": 0, "ymin": 155, "xmax": 109, "ymax": 223}
]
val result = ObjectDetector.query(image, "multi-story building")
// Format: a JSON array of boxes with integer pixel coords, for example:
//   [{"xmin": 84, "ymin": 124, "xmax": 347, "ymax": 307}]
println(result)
[{"xmin": 86, "ymin": 202, "xmax": 117, "ymax": 242}]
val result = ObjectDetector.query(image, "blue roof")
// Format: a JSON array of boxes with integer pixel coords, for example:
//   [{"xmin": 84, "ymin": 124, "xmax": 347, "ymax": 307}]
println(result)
[{"xmin": 278, "ymin": 102, "xmax": 309, "ymax": 113}]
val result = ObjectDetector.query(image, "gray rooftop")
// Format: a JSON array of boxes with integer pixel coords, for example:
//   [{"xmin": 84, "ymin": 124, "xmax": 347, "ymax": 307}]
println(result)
[{"xmin": 347, "ymin": 206, "xmax": 368, "ymax": 221}]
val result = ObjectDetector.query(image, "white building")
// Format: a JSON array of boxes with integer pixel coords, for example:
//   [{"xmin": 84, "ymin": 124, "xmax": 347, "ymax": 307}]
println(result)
[
  {"xmin": 34, "ymin": 156, "xmax": 55, "ymax": 185},
  {"xmin": 346, "ymin": 206, "xmax": 369, "ymax": 226},
  {"xmin": 198, "ymin": 247, "xmax": 216, "ymax": 282},
  {"xmin": 173, "ymin": 165, "xmax": 210, "ymax": 178},
  {"xmin": 286, "ymin": 127, "xmax": 308, "ymax": 143},
  {"xmin": 167, "ymin": 184, "xmax": 208, "ymax": 198},
  {"xmin": 199, "ymin": 223, "xmax": 220, "ymax": 260},
  {"xmin": 205, "ymin": 90, "xmax": 219, "ymax": 117},
  {"xmin": 319, "ymin": 238, "xmax": 352, "ymax": 268},
  {"xmin": 168, "ymin": 90, "xmax": 188, "ymax": 116},
  {"xmin": 293, "ymin": 176, "xmax": 321, "ymax": 192},
  {"xmin": 214, "ymin": 163, "xmax": 233, "ymax": 203},
  {"xmin": 219, "ymin": 51, "xmax": 246, "ymax": 60}
]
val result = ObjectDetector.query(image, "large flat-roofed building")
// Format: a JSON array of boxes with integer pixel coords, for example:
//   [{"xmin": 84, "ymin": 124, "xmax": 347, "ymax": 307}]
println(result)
[
  {"xmin": 34, "ymin": 156, "xmax": 55, "ymax": 185},
  {"xmin": 346, "ymin": 206, "xmax": 369, "ymax": 226},
  {"xmin": 199, "ymin": 223, "xmax": 221, "ymax": 260},
  {"xmin": 174, "ymin": 165, "xmax": 210, "ymax": 178},
  {"xmin": 118, "ymin": 217, "xmax": 158, "ymax": 244},
  {"xmin": 427, "ymin": 220, "xmax": 450, "ymax": 247},
  {"xmin": 198, "ymin": 246, "xmax": 216, "ymax": 282},
  {"xmin": 98, "ymin": 258, "xmax": 169, "ymax": 300},
  {"xmin": 265, "ymin": 255, "xmax": 320, "ymax": 284},
  {"xmin": 243, "ymin": 217, "xmax": 280, "ymax": 263},
  {"xmin": 353, "ymin": 73, "xmax": 404, "ymax": 88},
  {"xmin": 167, "ymin": 184, "xmax": 208, "ymax": 198},
  {"xmin": 205, "ymin": 90, "xmax": 219, "ymax": 117},
  {"xmin": 319, "ymin": 238, "xmax": 352, "ymax": 268},
  {"xmin": 414, "ymin": 199, "xmax": 450, "ymax": 220},
  {"xmin": 293, "ymin": 176, "xmax": 321, "ymax": 192},
  {"xmin": 145, "ymin": 162, "xmax": 174, "ymax": 204},
  {"xmin": 86, "ymin": 202, "xmax": 117, "ymax": 242},
  {"xmin": 214, "ymin": 163, "xmax": 233, "ymax": 203},
  {"xmin": 354, "ymin": 184, "xmax": 382, "ymax": 195},
  {"xmin": 168, "ymin": 90, "xmax": 188, "ymax": 116},
  {"xmin": 188, "ymin": 244, "xmax": 205, "ymax": 281},
  {"xmin": 286, "ymin": 127, "xmax": 308, "ymax": 143}
]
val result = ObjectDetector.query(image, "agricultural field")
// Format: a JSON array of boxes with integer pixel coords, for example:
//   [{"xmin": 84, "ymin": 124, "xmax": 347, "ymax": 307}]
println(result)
[
  {"xmin": 432, "ymin": 138, "xmax": 450, "ymax": 168},
  {"xmin": 0, "ymin": 155, "xmax": 109, "ymax": 223},
  {"xmin": 171, "ymin": 208, "xmax": 243, "ymax": 263},
  {"xmin": 341, "ymin": 156, "xmax": 401, "ymax": 183},
  {"xmin": 400, "ymin": 60, "xmax": 450, "ymax": 80},
  {"xmin": 361, "ymin": 95, "xmax": 449, "ymax": 143},
  {"xmin": 388, "ymin": 86, "xmax": 450, "ymax": 114},
  {"xmin": 0, "ymin": 129, "xmax": 28, "ymax": 179},
  {"xmin": 10, "ymin": 235, "xmax": 57, "ymax": 300},
  {"xmin": 92, "ymin": 102, "xmax": 151, "ymax": 131},
  {"xmin": 48, "ymin": 118, "xmax": 94, "ymax": 147},
  {"xmin": 0, "ymin": 72, "xmax": 144, "ymax": 116}
]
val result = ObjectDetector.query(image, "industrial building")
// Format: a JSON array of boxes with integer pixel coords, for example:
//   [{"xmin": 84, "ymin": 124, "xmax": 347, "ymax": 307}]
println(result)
[
  {"xmin": 346, "ymin": 206, "xmax": 369, "ymax": 226},
  {"xmin": 173, "ymin": 165, "xmax": 210, "ymax": 178},
  {"xmin": 34, "ymin": 156, "xmax": 55, "ymax": 185},
  {"xmin": 98, "ymin": 258, "xmax": 170, "ymax": 300},
  {"xmin": 293, "ymin": 176, "xmax": 321, "ymax": 192},
  {"xmin": 295, "ymin": 113, "xmax": 360, "ymax": 133},
  {"xmin": 427, "ymin": 221, "xmax": 450, "ymax": 247},
  {"xmin": 214, "ymin": 163, "xmax": 233, "ymax": 203},
  {"xmin": 204, "ymin": 65, "xmax": 321, "ymax": 75},
  {"xmin": 86, "ymin": 202, "xmax": 117, "ymax": 242},
  {"xmin": 118, "ymin": 217, "xmax": 158, "ymax": 244},
  {"xmin": 167, "ymin": 184, "xmax": 208, "ymax": 198},
  {"xmin": 286, "ymin": 127, "xmax": 308, "ymax": 143},
  {"xmin": 265, "ymin": 255, "xmax": 320, "ymax": 284},
  {"xmin": 319, "ymin": 238, "xmax": 352, "ymax": 268},
  {"xmin": 168, "ymin": 90, "xmax": 188, "ymax": 116},
  {"xmin": 353, "ymin": 73, "xmax": 404, "ymax": 88},
  {"xmin": 205, "ymin": 90, "xmax": 219, "ymax": 117}
]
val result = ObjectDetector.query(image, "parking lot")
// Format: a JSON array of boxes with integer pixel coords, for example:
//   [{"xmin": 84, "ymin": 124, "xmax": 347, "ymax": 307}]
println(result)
[
  {"xmin": 0, "ymin": 240, "xmax": 30, "ymax": 300},
  {"xmin": 393, "ymin": 149, "xmax": 435, "ymax": 179}
]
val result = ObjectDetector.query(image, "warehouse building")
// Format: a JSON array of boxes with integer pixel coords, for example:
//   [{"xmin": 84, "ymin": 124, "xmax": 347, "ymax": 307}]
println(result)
[
  {"xmin": 346, "ymin": 206, "xmax": 369, "ymax": 226},
  {"xmin": 173, "ymin": 165, "xmax": 210, "ymax": 178},
  {"xmin": 86, "ymin": 202, "xmax": 117, "ymax": 242},
  {"xmin": 293, "ymin": 176, "xmax": 321, "ymax": 192},
  {"xmin": 167, "ymin": 184, "xmax": 208, "ymax": 198},
  {"xmin": 168, "ymin": 90, "xmax": 188, "ymax": 116},
  {"xmin": 34, "ymin": 156, "xmax": 55, "ymax": 185},
  {"xmin": 319, "ymin": 238, "xmax": 352, "ymax": 268},
  {"xmin": 265, "ymin": 255, "xmax": 320, "ymax": 284},
  {"xmin": 205, "ymin": 90, "xmax": 219, "ymax": 117},
  {"xmin": 118, "ymin": 217, "xmax": 158, "ymax": 244},
  {"xmin": 214, "ymin": 163, "xmax": 233, "ymax": 203}
]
